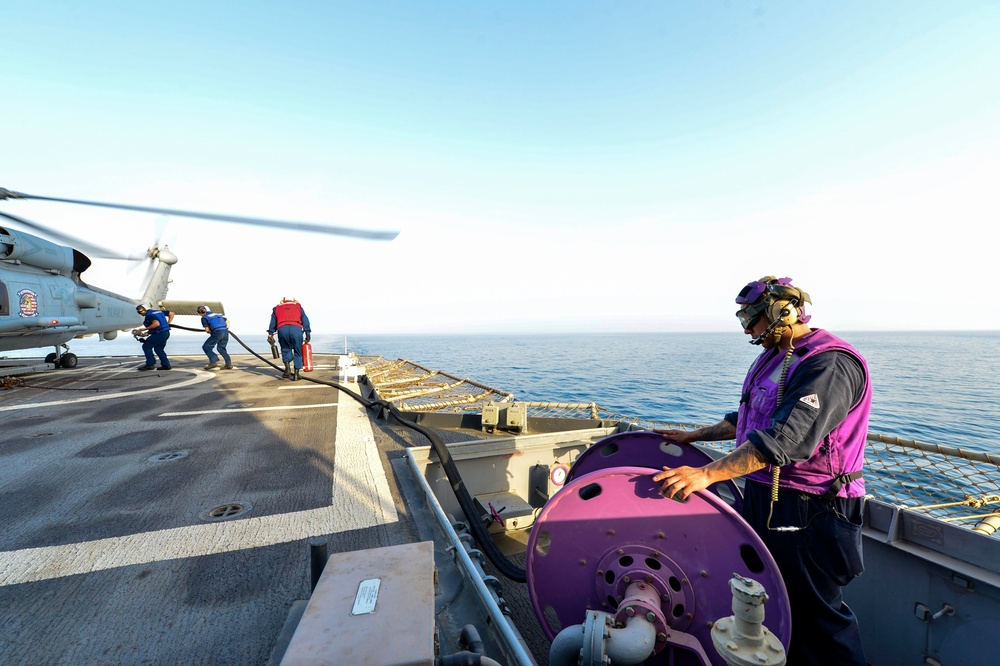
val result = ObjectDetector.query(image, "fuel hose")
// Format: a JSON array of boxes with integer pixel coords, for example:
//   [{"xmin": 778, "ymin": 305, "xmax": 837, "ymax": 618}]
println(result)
[{"xmin": 219, "ymin": 330, "xmax": 528, "ymax": 583}]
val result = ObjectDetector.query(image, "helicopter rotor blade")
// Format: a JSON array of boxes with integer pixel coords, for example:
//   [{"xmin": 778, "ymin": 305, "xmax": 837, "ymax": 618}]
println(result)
[
  {"xmin": 0, "ymin": 210, "xmax": 135, "ymax": 260},
  {"xmin": 0, "ymin": 187, "xmax": 399, "ymax": 241},
  {"xmin": 140, "ymin": 255, "xmax": 158, "ymax": 287},
  {"xmin": 127, "ymin": 221, "xmax": 168, "ymax": 279},
  {"xmin": 153, "ymin": 215, "xmax": 170, "ymax": 247},
  {"xmin": 126, "ymin": 246, "xmax": 154, "ymax": 276}
]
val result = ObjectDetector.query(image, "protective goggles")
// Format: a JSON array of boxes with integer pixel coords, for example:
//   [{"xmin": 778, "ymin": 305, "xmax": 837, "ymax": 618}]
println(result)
[
  {"xmin": 736, "ymin": 303, "xmax": 767, "ymax": 329},
  {"xmin": 735, "ymin": 279, "xmax": 774, "ymax": 329}
]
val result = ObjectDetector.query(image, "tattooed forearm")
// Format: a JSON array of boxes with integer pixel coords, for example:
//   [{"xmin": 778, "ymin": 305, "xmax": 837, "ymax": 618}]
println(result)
[
  {"xmin": 697, "ymin": 421, "xmax": 737, "ymax": 441},
  {"xmin": 713, "ymin": 443, "xmax": 769, "ymax": 477}
]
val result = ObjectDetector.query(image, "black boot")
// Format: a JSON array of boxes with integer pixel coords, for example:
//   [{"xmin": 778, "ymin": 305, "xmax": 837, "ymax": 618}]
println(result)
[
  {"xmin": 292, "ymin": 367, "xmax": 300, "ymax": 381},
  {"xmin": 282, "ymin": 362, "xmax": 290, "ymax": 379}
]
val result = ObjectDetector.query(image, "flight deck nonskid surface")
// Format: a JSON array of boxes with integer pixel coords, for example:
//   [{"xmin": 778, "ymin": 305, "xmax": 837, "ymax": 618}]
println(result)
[{"xmin": 0, "ymin": 353, "xmax": 423, "ymax": 665}]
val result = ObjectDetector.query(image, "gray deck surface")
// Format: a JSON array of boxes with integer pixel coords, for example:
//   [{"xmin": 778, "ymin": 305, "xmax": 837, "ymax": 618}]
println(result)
[{"xmin": 0, "ymin": 353, "xmax": 427, "ymax": 665}]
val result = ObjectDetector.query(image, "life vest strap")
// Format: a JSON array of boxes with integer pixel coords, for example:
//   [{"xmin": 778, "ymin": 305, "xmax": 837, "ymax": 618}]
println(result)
[{"xmin": 821, "ymin": 471, "xmax": 864, "ymax": 500}]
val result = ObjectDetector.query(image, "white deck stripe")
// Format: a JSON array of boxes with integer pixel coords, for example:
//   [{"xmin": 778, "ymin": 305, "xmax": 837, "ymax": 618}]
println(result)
[
  {"xmin": 160, "ymin": 403, "xmax": 338, "ymax": 416},
  {"xmin": 0, "ymin": 369, "xmax": 215, "ymax": 412},
  {"xmin": 0, "ymin": 385, "xmax": 397, "ymax": 586},
  {"xmin": 330, "ymin": 398, "xmax": 399, "ymax": 531}
]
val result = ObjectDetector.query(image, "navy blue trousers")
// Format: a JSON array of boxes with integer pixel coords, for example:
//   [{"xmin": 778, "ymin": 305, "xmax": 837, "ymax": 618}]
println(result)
[
  {"xmin": 141, "ymin": 330, "xmax": 170, "ymax": 367},
  {"xmin": 277, "ymin": 325, "xmax": 304, "ymax": 368},
  {"xmin": 741, "ymin": 481, "xmax": 867, "ymax": 666},
  {"xmin": 203, "ymin": 330, "xmax": 232, "ymax": 365}
]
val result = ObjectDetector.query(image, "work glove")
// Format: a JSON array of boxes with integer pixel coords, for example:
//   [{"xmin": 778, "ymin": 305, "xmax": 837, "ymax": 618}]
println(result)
[
  {"xmin": 267, "ymin": 334, "xmax": 275, "ymax": 345},
  {"xmin": 305, "ymin": 333, "xmax": 311, "ymax": 343}
]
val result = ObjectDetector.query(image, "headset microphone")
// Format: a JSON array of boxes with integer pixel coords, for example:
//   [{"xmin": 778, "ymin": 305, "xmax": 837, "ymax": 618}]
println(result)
[
  {"xmin": 749, "ymin": 299, "xmax": 798, "ymax": 346},
  {"xmin": 750, "ymin": 318, "xmax": 782, "ymax": 345}
]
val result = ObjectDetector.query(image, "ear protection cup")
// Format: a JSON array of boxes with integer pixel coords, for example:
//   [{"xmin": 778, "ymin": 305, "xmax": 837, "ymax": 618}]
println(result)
[
  {"xmin": 768, "ymin": 299, "xmax": 798, "ymax": 326},
  {"xmin": 735, "ymin": 276, "xmax": 813, "ymax": 333}
]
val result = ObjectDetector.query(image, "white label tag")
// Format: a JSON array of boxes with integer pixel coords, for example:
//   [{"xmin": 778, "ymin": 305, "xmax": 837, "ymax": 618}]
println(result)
[{"xmin": 351, "ymin": 578, "xmax": 381, "ymax": 615}]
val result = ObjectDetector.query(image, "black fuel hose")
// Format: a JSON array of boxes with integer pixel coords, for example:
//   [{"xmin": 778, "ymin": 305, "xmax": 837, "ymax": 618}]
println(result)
[{"xmin": 222, "ymin": 331, "xmax": 528, "ymax": 583}]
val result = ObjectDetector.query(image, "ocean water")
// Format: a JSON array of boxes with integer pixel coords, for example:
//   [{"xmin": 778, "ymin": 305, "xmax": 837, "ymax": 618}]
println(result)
[
  {"xmin": 8, "ymin": 330, "xmax": 997, "ymax": 454},
  {"xmin": 349, "ymin": 331, "xmax": 999, "ymax": 456}
]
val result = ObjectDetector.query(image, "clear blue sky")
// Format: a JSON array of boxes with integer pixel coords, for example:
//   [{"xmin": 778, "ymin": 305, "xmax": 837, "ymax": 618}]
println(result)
[{"xmin": 5, "ymin": 2, "xmax": 999, "ymax": 334}]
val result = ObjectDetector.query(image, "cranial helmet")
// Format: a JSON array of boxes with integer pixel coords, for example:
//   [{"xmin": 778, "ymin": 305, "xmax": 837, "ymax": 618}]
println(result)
[
  {"xmin": 197, "ymin": 305, "xmax": 208, "ymax": 314},
  {"xmin": 735, "ymin": 276, "xmax": 812, "ymax": 330},
  {"xmin": 136, "ymin": 304, "xmax": 148, "ymax": 314},
  {"xmin": 280, "ymin": 297, "xmax": 297, "ymax": 304}
]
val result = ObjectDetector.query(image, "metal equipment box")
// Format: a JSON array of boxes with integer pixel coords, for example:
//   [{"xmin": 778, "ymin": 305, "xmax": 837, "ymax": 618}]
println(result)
[
  {"xmin": 280, "ymin": 541, "xmax": 435, "ymax": 666},
  {"xmin": 481, "ymin": 401, "xmax": 527, "ymax": 433}
]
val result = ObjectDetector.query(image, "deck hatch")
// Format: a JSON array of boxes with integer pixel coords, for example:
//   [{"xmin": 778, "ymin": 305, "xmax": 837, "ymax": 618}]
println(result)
[{"xmin": 201, "ymin": 502, "xmax": 253, "ymax": 521}]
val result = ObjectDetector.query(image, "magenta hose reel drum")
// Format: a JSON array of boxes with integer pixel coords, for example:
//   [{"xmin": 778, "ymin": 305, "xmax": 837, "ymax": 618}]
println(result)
[
  {"xmin": 564, "ymin": 431, "xmax": 743, "ymax": 512},
  {"xmin": 527, "ymin": 432, "xmax": 791, "ymax": 665}
]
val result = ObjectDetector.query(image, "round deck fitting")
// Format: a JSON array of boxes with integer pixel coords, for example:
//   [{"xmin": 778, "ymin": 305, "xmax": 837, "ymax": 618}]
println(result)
[{"xmin": 200, "ymin": 502, "xmax": 253, "ymax": 521}]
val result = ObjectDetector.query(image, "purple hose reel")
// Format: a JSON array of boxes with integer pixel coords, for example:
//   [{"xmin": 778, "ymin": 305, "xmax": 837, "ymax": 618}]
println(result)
[
  {"xmin": 565, "ymin": 431, "xmax": 744, "ymax": 512},
  {"xmin": 527, "ymin": 433, "xmax": 791, "ymax": 665}
]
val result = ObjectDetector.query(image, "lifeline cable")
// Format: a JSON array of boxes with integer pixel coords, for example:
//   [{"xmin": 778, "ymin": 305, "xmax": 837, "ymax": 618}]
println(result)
[
  {"xmin": 223, "ymin": 330, "xmax": 528, "ymax": 583},
  {"xmin": 766, "ymin": 345, "xmax": 797, "ymax": 532}
]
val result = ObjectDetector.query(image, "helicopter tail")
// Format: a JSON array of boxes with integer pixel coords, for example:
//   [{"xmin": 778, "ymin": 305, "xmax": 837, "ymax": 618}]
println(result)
[{"xmin": 138, "ymin": 246, "xmax": 177, "ymax": 309}]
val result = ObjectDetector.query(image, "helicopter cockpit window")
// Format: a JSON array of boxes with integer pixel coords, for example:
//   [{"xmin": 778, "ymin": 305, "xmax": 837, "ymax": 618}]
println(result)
[{"xmin": 0, "ymin": 281, "xmax": 8, "ymax": 315}]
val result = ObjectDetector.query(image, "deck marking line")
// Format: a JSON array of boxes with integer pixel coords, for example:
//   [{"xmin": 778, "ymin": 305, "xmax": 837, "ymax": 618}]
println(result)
[
  {"xmin": 0, "ymin": 370, "xmax": 216, "ymax": 412},
  {"xmin": 160, "ymin": 403, "xmax": 339, "ymax": 417},
  {"xmin": 0, "ymin": 378, "xmax": 397, "ymax": 587},
  {"xmin": 0, "ymin": 505, "xmax": 395, "ymax": 586},
  {"xmin": 331, "ymin": 398, "xmax": 399, "ymax": 530}
]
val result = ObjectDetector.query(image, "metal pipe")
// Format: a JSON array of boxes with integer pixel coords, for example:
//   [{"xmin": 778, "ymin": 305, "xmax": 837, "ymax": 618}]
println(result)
[
  {"xmin": 548, "ymin": 624, "xmax": 585, "ymax": 666},
  {"xmin": 549, "ymin": 611, "xmax": 657, "ymax": 666},
  {"xmin": 309, "ymin": 539, "xmax": 328, "ymax": 591},
  {"xmin": 405, "ymin": 453, "xmax": 537, "ymax": 665},
  {"xmin": 605, "ymin": 616, "xmax": 658, "ymax": 666}
]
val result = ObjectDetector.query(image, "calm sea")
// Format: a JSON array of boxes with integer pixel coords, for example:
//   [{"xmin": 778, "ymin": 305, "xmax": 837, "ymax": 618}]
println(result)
[
  {"xmin": 349, "ymin": 331, "xmax": 998, "ymax": 455},
  {"xmin": 8, "ymin": 330, "xmax": 997, "ymax": 455}
]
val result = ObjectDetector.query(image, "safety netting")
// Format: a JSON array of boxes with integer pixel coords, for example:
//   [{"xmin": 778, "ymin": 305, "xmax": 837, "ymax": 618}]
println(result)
[{"xmin": 358, "ymin": 354, "xmax": 1000, "ymax": 533}]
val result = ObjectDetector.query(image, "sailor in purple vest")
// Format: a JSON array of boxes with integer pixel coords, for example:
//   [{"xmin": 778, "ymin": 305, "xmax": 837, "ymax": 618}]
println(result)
[{"xmin": 652, "ymin": 276, "xmax": 871, "ymax": 666}]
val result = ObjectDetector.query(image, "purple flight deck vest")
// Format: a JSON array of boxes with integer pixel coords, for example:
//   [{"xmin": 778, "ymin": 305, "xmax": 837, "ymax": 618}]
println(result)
[{"xmin": 737, "ymin": 329, "xmax": 871, "ymax": 498}]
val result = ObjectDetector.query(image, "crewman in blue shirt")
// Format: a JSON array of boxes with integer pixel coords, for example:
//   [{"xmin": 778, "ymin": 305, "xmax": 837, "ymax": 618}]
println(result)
[
  {"xmin": 267, "ymin": 297, "xmax": 311, "ymax": 380},
  {"xmin": 135, "ymin": 303, "xmax": 175, "ymax": 370},
  {"xmin": 198, "ymin": 305, "xmax": 232, "ymax": 370}
]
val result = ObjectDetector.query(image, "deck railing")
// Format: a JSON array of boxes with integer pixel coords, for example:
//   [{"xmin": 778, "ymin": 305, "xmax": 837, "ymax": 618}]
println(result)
[{"xmin": 358, "ymin": 354, "xmax": 1000, "ymax": 532}]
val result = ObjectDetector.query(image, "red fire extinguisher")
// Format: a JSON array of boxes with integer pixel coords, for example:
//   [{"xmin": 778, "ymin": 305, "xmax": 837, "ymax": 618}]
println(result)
[{"xmin": 302, "ymin": 341, "xmax": 314, "ymax": 372}]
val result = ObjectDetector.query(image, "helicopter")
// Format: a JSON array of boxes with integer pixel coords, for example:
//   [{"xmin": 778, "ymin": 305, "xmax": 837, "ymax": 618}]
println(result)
[{"xmin": 0, "ymin": 187, "xmax": 398, "ymax": 371}]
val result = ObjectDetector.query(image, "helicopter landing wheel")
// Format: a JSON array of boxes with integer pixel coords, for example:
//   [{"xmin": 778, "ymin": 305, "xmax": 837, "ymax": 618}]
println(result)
[
  {"xmin": 60, "ymin": 353, "xmax": 78, "ymax": 369},
  {"xmin": 45, "ymin": 353, "xmax": 58, "ymax": 364}
]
